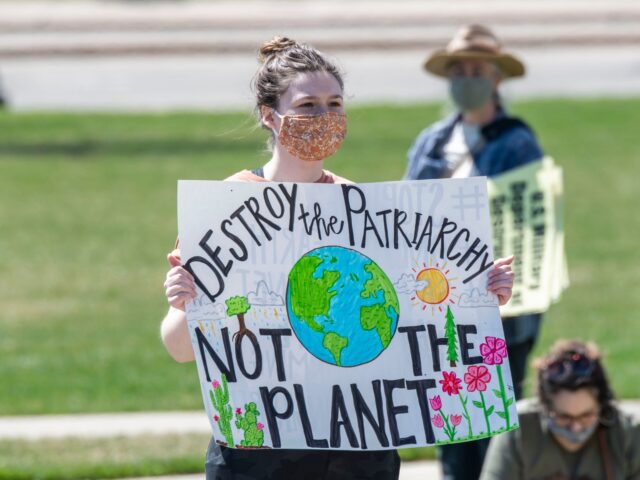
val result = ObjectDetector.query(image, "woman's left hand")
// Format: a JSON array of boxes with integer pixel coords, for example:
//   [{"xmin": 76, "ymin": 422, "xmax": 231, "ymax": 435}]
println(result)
[{"xmin": 487, "ymin": 256, "xmax": 515, "ymax": 306}]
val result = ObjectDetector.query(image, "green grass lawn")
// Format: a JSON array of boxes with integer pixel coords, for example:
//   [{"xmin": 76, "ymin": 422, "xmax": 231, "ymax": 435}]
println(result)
[
  {"xmin": 0, "ymin": 434, "xmax": 211, "ymax": 480},
  {"xmin": 0, "ymin": 98, "xmax": 639, "ymax": 475}
]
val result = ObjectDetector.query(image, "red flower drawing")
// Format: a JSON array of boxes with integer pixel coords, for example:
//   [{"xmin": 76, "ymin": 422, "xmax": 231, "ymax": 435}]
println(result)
[
  {"xmin": 213, "ymin": 415, "xmax": 219, "ymax": 422},
  {"xmin": 464, "ymin": 365, "xmax": 492, "ymax": 392},
  {"xmin": 235, "ymin": 408, "xmax": 242, "ymax": 415},
  {"xmin": 450, "ymin": 414, "xmax": 462, "ymax": 427},
  {"xmin": 212, "ymin": 380, "xmax": 220, "ymax": 389},
  {"xmin": 439, "ymin": 371, "xmax": 462, "ymax": 396},
  {"xmin": 480, "ymin": 337, "xmax": 507, "ymax": 365},
  {"xmin": 429, "ymin": 395, "xmax": 442, "ymax": 411},
  {"xmin": 432, "ymin": 414, "xmax": 445, "ymax": 429}
]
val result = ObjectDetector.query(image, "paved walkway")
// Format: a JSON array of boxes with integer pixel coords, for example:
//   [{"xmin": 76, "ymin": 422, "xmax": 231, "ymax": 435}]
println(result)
[
  {"xmin": 119, "ymin": 459, "xmax": 441, "ymax": 480},
  {"xmin": 1, "ymin": 0, "xmax": 640, "ymax": 110},
  {"xmin": 2, "ymin": 401, "xmax": 639, "ymax": 440},
  {"xmin": 3, "ymin": 403, "xmax": 638, "ymax": 478}
]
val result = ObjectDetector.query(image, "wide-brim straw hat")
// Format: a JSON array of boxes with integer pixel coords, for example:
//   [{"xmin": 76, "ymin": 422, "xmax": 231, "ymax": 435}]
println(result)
[{"xmin": 424, "ymin": 24, "xmax": 525, "ymax": 79}]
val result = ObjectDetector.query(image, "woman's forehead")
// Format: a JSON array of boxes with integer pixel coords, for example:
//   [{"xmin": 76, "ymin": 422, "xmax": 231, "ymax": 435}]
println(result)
[
  {"xmin": 551, "ymin": 388, "xmax": 599, "ymax": 413},
  {"xmin": 286, "ymin": 71, "xmax": 343, "ymax": 99}
]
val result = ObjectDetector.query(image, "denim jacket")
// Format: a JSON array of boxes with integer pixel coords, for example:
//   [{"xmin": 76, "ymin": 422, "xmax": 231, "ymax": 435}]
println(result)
[
  {"xmin": 405, "ymin": 110, "xmax": 543, "ymax": 179},
  {"xmin": 405, "ymin": 109, "xmax": 543, "ymax": 345}
]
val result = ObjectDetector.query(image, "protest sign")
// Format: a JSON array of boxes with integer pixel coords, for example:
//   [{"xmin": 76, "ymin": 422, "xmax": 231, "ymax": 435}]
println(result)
[
  {"xmin": 487, "ymin": 157, "xmax": 568, "ymax": 316},
  {"xmin": 178, "ymin": 178, "xmax": 518, "ymax": 451}
]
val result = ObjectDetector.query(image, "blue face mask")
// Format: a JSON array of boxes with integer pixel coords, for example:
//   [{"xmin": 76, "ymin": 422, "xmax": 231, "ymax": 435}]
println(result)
[
  {"xmin": 449, "ymin": 77, "xmax": 493, "ymax": 111},
  {"xmin": 546, "ymin": 417, "xmax": 598, "ymax": 446}
]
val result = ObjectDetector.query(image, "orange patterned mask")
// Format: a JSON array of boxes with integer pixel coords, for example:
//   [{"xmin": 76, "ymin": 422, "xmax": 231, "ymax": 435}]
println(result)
[{"xmin": 275, "ymin": 111, "xmax": 347, "ymax": 162}]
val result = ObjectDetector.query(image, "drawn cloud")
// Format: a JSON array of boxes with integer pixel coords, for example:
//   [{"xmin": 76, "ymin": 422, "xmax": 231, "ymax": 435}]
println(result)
[
  {"xmin": 248, "ymin": 280, "xmax": 284, "ymax": 306},
  {"xmin": 458, "ymin": 288, "xmax": 498, "ymax": 308},
  {"xmin": 394, "ymin": 274, "xmax": 428, "ymax": 294},
  {"xmin": 188, "ymin": 294, "xmax": 226, "ymax": 319}
]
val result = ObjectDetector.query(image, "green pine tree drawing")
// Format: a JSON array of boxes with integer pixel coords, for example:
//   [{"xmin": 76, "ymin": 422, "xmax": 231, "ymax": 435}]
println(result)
[{"xmin": 444, "ymin": 305, "xmax": 459, "ymax": 367}]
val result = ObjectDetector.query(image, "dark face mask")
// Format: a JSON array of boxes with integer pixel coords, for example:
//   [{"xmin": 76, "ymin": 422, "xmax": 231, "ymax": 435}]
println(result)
[{"xmin": 449, "ymin": 77, "xmax": 493, "ymax": 111}]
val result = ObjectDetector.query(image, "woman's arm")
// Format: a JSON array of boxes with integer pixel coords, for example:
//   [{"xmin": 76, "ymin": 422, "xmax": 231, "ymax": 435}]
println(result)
[{"xmin": 160, "ymin": 249, "xmax": 197, "ymax": 362}]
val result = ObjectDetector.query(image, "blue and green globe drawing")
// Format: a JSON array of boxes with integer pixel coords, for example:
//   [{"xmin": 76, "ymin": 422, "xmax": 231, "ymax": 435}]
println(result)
[{"xmin": 286, "ymin": 246, "xmax": 400, "ymax": 367}]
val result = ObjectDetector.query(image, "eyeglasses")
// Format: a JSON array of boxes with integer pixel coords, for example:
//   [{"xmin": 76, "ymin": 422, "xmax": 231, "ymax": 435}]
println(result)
[
  {"xmin": 544, "ymin": 352, "xmax": 595, "ymax": 384},
  {"xmin": 548, "ymin": 408, "xmax": 600, "ymax": 428}
]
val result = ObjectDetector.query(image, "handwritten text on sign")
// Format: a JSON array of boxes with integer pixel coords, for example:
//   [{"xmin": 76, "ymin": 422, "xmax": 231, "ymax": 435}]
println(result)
[{"xmin": 178, "ymin": 179, "xmax": 519, "ymax": 451}]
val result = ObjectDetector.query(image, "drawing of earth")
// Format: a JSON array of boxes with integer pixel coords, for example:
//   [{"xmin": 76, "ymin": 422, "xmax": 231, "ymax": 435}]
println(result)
[{"xmin": 286, "ymin": 246, "xmax": 399, "ymax": 367}]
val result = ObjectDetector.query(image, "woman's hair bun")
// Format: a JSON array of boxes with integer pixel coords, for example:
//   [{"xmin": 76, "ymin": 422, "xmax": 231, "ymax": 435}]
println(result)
[{"xmin": 259, "ymin": 36, "xmax": 298, "ymax": 62}]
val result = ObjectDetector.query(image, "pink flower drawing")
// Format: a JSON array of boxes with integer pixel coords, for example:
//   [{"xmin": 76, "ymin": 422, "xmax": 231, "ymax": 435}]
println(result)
[
  {"xmin": 432, "ymin": 414, "xmax": 445, "ymax": 429},
  {"xmin": 450, "ymin": 414, "xmax": 462, "ymax": 427},
  {"xmin": 257, "ymin": 422, "xmax": 265, "ymax": 431},
  {"xmin": 480, "ymin": 337, "xmax": 507, "ymax": 365},
  {"xmin": 235, "ymin": 408, "xmax": 242, "ymax": 415},
  {"xmin": 440, "ymin": 371, "xmax": 462, "ymax": 396},
  {"xmin": 429, "ymin": 395, "xmax": 443, "ymax": 411},
  {"xmin": 212, "ymin": 380, "xmax": 220, "ymax": 389},
  {"xmin": 464, "ymin": 365, "xmax": 492, "ymax": 392},
  {"xmin": 213, "ymin": 415, "xmax": 219, "ymax": 422}
]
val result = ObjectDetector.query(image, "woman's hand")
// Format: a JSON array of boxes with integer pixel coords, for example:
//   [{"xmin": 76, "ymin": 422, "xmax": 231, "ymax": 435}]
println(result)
[
  {"xmin": 164, "ymin": 248, "xmax": 197, "ymax": 311},
  {"xmin": 487, "ymin": 256, "xmax": 514, "ymax": 306}
]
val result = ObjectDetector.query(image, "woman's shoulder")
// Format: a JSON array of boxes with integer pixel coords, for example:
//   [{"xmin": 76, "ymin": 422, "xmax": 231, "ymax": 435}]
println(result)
[
  {"xmin": 224, "ymin": 170, "xmax": 269, "ymax": 182},
  {"xmin": 612, "ymin": 405, "xmax": 640, "ymax": 440}
]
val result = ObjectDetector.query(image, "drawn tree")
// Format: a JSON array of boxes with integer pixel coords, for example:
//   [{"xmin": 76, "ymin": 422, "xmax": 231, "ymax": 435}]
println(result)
[
  {"xmin": 225, "ymin": 295, "xmax": 255, "ymax": 342},
  {"xmin": 444, "ymin": 305, "xmax": 459, "ymax": 367}
]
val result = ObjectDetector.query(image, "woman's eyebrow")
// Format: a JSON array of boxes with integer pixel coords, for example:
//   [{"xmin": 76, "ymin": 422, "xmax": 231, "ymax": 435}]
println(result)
[{"xmin": 293, "ymin": 94, "xmax": 343, "ymax": 101}]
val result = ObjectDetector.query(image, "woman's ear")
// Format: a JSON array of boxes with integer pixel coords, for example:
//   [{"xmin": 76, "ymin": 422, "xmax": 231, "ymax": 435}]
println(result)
[{"xmin": 261, "ymin": 105, "xmax": 276, "ymax": 130}]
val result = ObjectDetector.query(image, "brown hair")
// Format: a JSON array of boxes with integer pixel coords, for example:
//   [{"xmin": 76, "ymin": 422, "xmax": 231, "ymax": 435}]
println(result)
[
  {"xmin": 534, "ymin": 339, "xmax": 616, "ymax": 421},
  {"xmin": 252, "ymin": 36, "xmax": 344, "ymax": 131}
]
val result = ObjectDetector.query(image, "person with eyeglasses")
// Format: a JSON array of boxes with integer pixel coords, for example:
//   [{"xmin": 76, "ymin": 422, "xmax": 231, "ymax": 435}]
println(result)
[{"xmin": 480, "ymin": 340, "xmax": 640, "ymax": 480}]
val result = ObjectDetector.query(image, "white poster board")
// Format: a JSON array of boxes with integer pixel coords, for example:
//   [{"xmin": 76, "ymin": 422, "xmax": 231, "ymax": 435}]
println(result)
[{"xmin": 178, "ymin": 178, "xmax": 519, "ymax": 451}]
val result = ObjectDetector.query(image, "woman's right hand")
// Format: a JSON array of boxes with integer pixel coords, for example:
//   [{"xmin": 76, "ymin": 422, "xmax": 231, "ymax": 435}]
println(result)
[{"xmin": 164, "ymin": 248, "xmax": 197, "ymax": 311}]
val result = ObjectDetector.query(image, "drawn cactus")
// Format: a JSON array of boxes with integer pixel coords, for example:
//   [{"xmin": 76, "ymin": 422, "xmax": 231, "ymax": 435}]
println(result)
[
  {"xmin": 235, "ymin": 402, "xmax": 265, "ymax": 447},
  {"xmin": 210, "ymin": 374, "xmax": 234, "ymax": 447}
]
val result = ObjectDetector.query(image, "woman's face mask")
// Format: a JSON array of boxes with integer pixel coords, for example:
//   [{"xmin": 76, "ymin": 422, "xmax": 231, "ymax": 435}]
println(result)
[
  {"xmin": 274, "ymin": 111, "xmax": 347, "ymax": 162},
  {"xmin": 449, "ymin": 76, "xmax": 494, "ymax": 111}
]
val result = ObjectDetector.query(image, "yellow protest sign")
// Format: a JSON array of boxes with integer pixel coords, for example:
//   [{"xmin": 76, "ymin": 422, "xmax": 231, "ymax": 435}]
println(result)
[{"xmin": 487, "ymin": 157, "xmax": 569, "ymax": 316}]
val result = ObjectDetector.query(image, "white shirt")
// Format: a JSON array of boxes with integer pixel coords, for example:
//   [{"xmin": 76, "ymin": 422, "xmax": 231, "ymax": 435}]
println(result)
[{"xmin": 442, "ymin": 121, "xmax": 482, "ymax": 178}]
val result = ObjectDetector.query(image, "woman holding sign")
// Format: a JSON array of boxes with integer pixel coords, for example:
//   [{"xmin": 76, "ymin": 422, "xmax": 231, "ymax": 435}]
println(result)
[{"xmin": 161, "ymin": 36, "xmax": 515, "ymax": 480}]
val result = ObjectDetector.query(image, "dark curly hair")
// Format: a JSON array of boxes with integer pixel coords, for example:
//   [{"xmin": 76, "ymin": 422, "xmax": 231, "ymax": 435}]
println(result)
[{"xmin": 533, "ymin": 339, "xmax": 616, "ymax": 422}]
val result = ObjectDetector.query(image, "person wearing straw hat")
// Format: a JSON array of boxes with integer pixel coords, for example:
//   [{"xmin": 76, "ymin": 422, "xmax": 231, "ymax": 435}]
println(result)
[{"xmin": 404, "ymin": 24, "xmax": 545, "ymax": 480}]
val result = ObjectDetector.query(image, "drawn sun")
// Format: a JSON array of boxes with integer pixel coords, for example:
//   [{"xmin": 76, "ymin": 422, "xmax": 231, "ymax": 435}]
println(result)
[{"xmin": 410, "ymin": 260, "xmax": 460, "ymax": 314}]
